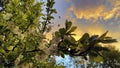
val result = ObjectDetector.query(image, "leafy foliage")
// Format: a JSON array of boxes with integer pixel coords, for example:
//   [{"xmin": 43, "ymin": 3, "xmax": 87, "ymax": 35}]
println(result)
[
  {"xmin": 42, "ymin": 0, "xmax": 57, "ymax": 33},
  {"xmin": 101, "ymin": 46, "xmax": 120, "ymax": 68},
  {"xmin": 0, "ymin": 0, "xmax": 58, "ymax": 68},
  {"xmin": 54, "ymin": 21, "xmax": 117, "ymax": 60}
]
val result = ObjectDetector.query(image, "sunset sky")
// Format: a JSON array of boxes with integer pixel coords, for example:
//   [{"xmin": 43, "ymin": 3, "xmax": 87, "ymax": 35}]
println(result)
[{"xmin": 51, "ymin": 0, "xmax": 120, "ymax": 49}]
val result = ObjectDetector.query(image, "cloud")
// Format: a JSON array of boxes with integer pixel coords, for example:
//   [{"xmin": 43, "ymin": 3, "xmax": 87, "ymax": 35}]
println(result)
[
  {"xmin": 68, "ymin": 0, "xmax": 120, "ymax": 20},
  {"xmin": 66, "ymin": 0, "xmax": 71, "ymax": 2}
]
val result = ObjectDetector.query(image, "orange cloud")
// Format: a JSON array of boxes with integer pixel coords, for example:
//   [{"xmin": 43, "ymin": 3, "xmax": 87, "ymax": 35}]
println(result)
[
  {"xmin": 69, "ymin": 5, "xmax": 105, "ymax": 20},
  {"xmin": 68, "ymin": 0, "xmax": 120, "ymax": 20}
]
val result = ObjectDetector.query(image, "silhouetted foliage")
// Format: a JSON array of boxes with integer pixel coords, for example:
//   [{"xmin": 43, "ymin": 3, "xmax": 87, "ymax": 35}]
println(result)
[
  {"xmin": 54, "ymin": 20, "xmax": 117, "ymax": 60},
  {"xmin": 101, "ymin": 46, "xmax": 120, "ymax": 68}
]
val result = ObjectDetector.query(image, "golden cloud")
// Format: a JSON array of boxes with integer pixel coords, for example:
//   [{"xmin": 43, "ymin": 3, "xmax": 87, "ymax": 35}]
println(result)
[
  {"xmin": 68, "ymin": 0, "xmax": 120, "ymax": 20},
  {"xmin": 69, "ymin": 5, "xmax": 105, "ymax": 20}
]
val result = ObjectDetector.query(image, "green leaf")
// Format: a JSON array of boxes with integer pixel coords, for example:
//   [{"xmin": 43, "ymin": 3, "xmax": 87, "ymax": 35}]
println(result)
[
  {"xmin": 94, "ymin": 45, "xmax": 109, "ymax": 51},
  {"xmin": 18, "ymin": 58, "xmax": 27, "ymax": 65},
  {"xmin": 7, "ymin": 51, "xmax": 19, "ymax": 62},
  {"xmin": 89, "ymin": 51, "xmax": 98, "ymax": 57},
  {"xmin": 92, "ymin": 56, "xmax": 103, "ymax": 62},
  {"xmin": 100, "ymin": 39, "xmax": 117, "ymax": 43},
  {"xmin": 0, "ymin": 25, "xmax": 3, "ymax": 30},
  {"xmin": 65, "ymin": 20, "xmax": 72, "ymax": 30},
  {"xmin": 0, "ymin": 48, "xmax": 6, "ymax": 54},
  {"xmin": 64, "ymin": 36, "xmax": 76, "ymax": 46},
  {"xmin": 51, "ymin": 9, "xmax": 57, "ymax": 14},
  {"xmin": 60, "ymin": 52, "xmax": 65, "ymax": 58},
  {"xmin": 79, "ymin": 33, "xmax": 89, "ymax": 46},
  {"xmin": 80, "ymin": 33, "xmax": 89, "ymax": 41},
  {"xmin": 99, "ymin": 31, "xmax": 108, "ymax": 38},
  {"xmin": 67, "ymin": 26, "xmax": 77, "ymax": 34},
  {"xmin": 59, "ymin": 28, "xmax": 66, "ymax": 35},
  {"xmin": 55, "ymin": 31, "xmax": 60, "ymax": 37},
  {"xmin": 64, "ymin": 38, "xmax": 73, "ymax": 46},
  {"xmin": 83, "ymin": 56, "xmax": 87, "ymax": 60},
  {"xmin": 12, "ymin": 0, "xmax": 19, "ymax": 5}
]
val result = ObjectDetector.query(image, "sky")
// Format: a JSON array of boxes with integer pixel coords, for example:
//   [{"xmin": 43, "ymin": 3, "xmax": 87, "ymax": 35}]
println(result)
[
  {"xmin": 43, "ymin": 0, "xmax": 120, "ymax": 68},
  {"xmin": 51, "ymin": 0, "xmax": 120, "ymax": 50}
]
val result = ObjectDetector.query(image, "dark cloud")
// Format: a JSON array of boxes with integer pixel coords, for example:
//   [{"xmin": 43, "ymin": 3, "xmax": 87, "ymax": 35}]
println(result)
[{"xmin": 71, "ymin": 0, "xmax": 105, "ymax": 9}]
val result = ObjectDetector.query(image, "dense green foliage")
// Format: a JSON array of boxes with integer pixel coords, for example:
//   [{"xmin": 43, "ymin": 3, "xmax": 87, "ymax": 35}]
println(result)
[
  {"xmin": 0, "ymin": 0, "xmax": 60, "ymax": 68},
  {"xmin": 101, "ymin": 46, "xmax": 120, "ymax": 68}
]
